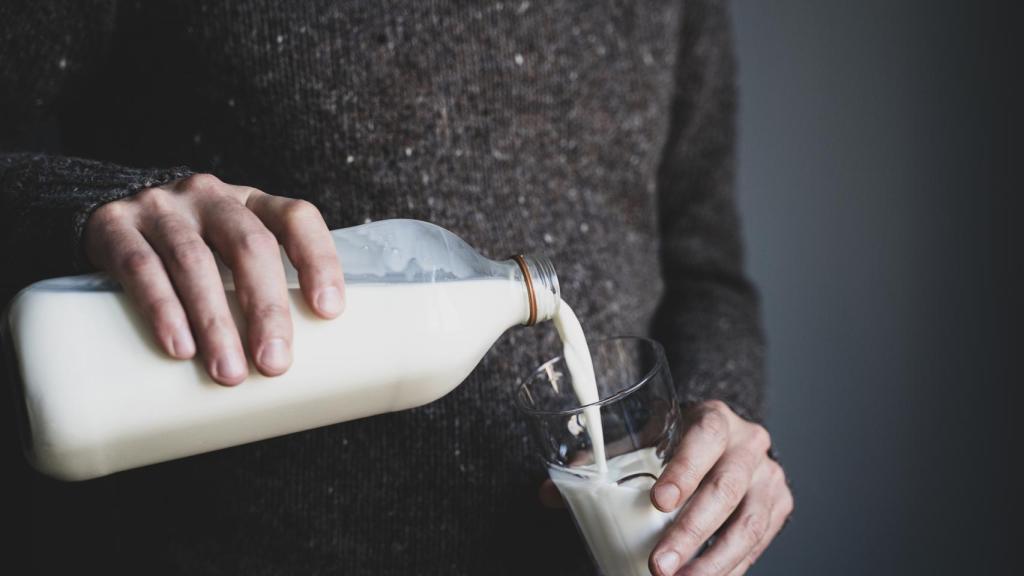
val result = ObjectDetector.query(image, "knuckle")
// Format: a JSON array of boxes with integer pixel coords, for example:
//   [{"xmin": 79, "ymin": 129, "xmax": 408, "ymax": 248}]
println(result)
[
  {"xmin": 250, "ymin": 301, "xmax": 290, "ymax": 322},
  {"xmin": 167, "ymin": 238, "xmax": 213, "ymax": 269},
  {"xmin": 236, "ymin": 229, "xmax": 280, "ymax": 256},
  {"xmin": 744, "ymin": 513, "xmax": 769, "ymax": 546},
  {"xmin": 712, "ymin": 469, "xmax": 747, "ymax": 506},
  {"xmin": 704, "ymin": 399, "xmax": 730, "ymax": 415},
  {"xmin": 695, "ymin": 556, "xmax": 728, "ymax": 576},
  {"xmin": 238, "ymin": 185, "xmax": 264, "ymax": 199},
  {"xmin": 133, "ymin": 186, "xmax": 171, "ymax": 209},
  {"xmin": 750, "ymin": 424, "xmax": 772, "ymax": 452},
  {"xmin": 180, "ymin": 173, "xmax": 222, "ymax": 193},
  {"xmin": 780, "ymin": 491, "xmax": 795, "ymax": 516},
  {"xmin": 669, "ymin": 457, "xmax": 703, "ymax": 490},
  {"xmin": 199, "ymin": 313, "xmax": 235, "ymax": 337},
  {"xmin": 118, "ymin": 249, "xmax": 158, "ymax": 275},
  {"xmin": 696, "ymin": 409, "xmax": 730, "ymax": 445},
  {"xmin": 774, "ymin": 462, "xmax": 790, "ymax": 489},
  {"xmin": 677, "ymin": 518, "xmax": 708, "ymax": 547},
  {"xmin": 733, "ymin": 447, "xmax": 760, "ymax": 475},
  {"xmin": 281, "ymin": 199, "xmax": 321, "ymax": 227},
  {"xmin": 93, "ymin": 200, "xmax": 126, "ymax": 222}
]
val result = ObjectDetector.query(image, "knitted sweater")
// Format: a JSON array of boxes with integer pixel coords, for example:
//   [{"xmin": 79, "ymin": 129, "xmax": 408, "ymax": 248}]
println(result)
[{"xmin": 0, "ymin": 1, "xmax": 764, "ymax": 574}]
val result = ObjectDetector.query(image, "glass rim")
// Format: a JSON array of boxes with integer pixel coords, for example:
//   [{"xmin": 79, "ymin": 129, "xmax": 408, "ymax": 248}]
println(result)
[{"xmin": 513, "ymin": 335, "xmax": 667, "ymax": 417}]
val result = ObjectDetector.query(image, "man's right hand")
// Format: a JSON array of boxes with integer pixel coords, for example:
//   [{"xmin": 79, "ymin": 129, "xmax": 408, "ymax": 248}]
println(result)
[{"xmin": 83, "ymin": 173, "xmax": 345, "ymax": 386}]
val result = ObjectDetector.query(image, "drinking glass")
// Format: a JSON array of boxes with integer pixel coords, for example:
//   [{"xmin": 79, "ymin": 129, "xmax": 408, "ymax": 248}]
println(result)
[{"xmin": 515, "ymin": 336, "xmax": 684, "ymax": 576}]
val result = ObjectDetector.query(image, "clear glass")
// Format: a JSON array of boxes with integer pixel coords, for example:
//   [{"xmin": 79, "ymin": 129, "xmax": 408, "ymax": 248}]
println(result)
[{"xmin": 515, "ymin": 337, "xmax": 684, "ymax": 576}]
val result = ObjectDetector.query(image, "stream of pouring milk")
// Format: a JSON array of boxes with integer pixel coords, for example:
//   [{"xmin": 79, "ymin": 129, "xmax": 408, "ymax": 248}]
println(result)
[
  {"xmin": 552, "ymin": 299, "xmax": 608, "ymax": 474},
  {"xmin": 551, "ymin": 299, "xmax": 678, "ymax": 575}
]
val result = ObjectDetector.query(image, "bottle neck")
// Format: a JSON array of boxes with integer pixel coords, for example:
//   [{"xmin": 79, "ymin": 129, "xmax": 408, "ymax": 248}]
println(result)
[{"xmin": 509, "ymin": 254, "xmax": 560, "ymax": 326}]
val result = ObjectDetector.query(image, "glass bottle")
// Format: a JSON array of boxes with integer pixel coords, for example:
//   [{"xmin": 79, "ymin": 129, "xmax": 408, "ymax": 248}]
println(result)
[{"xmin": 3, "ymin": 219, "xmax": 560, "ymax": 481}]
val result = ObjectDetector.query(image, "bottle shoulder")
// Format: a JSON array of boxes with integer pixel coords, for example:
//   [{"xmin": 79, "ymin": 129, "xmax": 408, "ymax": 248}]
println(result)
[{"xmin": 328, "ymin": 219, "xmax": 509, "ymax": 285}]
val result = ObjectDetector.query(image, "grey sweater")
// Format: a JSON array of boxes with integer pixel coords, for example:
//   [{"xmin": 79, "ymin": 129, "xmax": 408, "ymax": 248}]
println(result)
[{"xmin": 0, "ymin": 1, "xmax": 764, "ymax": 574}]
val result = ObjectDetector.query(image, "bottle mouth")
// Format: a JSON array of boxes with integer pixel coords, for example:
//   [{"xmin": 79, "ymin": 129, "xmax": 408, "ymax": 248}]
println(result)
[{"xmin": 519, "ymin": 254, "xmax": 560, "ymax": 325}]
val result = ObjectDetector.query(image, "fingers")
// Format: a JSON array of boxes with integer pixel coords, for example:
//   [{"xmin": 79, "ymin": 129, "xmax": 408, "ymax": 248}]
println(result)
[
  {"xmin": 143, "ymin": 211, "xmax": 248, "ymax": 385},
  {"xmin": 744, "ymin": 462, "xmax": 793, "ymax": 569},
  {"xmin": 85, "ymin": 173, "xmax": 340, "ymax": 385},
  {"xmin": 681, "ymin": 461, "xmax": 776, "ymax": 576},
  {"xmin": 646, "ymin": 400, "xmax": 783, "ymax": 576},
  {"xmin": 245, "ymin": 191, "xmax": 345, "ymax": 318},
  {"xmin": 652, "ymin": 401, "xmax": 731, "ymax": 512},
  {"xmin": 85, "ymin": 206, "xmax": 194, "ymax": 359},
  {"xmin": 200, "ymin": 198, "xmax": 293, "ymax": 376},
  {"xmin": 651, "ymin": 437, "xmax": 767, "ymax": 574}
]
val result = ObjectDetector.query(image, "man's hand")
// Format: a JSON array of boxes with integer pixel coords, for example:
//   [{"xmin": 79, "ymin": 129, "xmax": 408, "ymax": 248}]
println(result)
[
  {"xmin": 649, "ymin": 400, "xmax": 792, "ymax": 576},
  {"xmin": 83, "ymin": 174, "xmax": 345, "ymax": 385}
]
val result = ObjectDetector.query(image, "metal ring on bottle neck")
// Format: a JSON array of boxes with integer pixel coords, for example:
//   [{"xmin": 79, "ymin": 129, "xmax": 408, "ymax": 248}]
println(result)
[{"xmin": 511, "ymin": 254, "xmax": 537, "ymax": 326}]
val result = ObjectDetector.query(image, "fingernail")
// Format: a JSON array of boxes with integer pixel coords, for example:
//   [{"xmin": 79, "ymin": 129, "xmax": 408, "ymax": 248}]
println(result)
[
  {"xmin": 170, "ymin": 325, "xmax": 195, "ymax": 358},
  {"xmin": 655, "ymin": 550, "xmax": 682, "ymax": 575},
  {"xmin": 213, "ymin": 353, "xmax": 247, "ymax": 383},
  {"xmin": 257, "ymin": 338, "xmax": 290, "ymax": 373},
  {"xmin": 315, "ymin": 286, "xmax": 344, "ymax": 316},
  {"xmin": 654, "ymin": 482, "xmax": 681, "ymax": 510}
]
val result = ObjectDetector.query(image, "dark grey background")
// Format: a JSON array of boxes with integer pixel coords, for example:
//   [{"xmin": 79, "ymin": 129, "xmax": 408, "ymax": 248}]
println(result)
[{"xmin": 731, "ymin": 1, "xmax": 1012, "ymax": 574}]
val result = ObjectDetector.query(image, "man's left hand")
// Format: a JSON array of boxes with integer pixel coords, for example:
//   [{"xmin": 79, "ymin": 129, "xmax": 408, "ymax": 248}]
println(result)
[{"xmin": 649, "ymin": 400, "xmax": 792, "ymax": 576}]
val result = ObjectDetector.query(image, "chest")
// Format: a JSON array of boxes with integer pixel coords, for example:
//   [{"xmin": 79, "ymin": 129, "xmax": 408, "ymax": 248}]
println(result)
[
  {"xmin": 166, "ymin": 2, "xmax": 680, "ymax": 204},
  {"xmin": 73, "ymin": 1, "xmax": 679, "ymax": 329}
]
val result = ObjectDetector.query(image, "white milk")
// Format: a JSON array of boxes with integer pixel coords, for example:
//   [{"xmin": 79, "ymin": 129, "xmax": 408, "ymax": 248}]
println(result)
[
  {"xmin": 549, "ymin": 448, "xmax": 678, "ymax": 576},
  {"xmin": 551, "ymin": 301, "xmax": 676, "ymax": 575},
  {"xmin": 553, "ymin": 300, "xmax": 607, "ymax": 474},
  {"xmin": 8, "ymin": 278, "xmax": 530, "ymax": 481}
]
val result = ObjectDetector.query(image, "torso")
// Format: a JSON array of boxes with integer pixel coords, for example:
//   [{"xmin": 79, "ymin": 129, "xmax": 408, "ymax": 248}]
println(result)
[{"xmin": 57, "ymin": 2, "xmax": 681, "ymax": 572}]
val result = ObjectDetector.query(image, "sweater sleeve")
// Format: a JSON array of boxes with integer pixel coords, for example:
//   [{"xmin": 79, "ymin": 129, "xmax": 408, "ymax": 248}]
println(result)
[
  {"xmin": 652, "ymin": 0, "xmax": 766, "ymax": 423},
  {"xmin": 0, "ymin": 1, "xmax": 191, "ymax": 297}
]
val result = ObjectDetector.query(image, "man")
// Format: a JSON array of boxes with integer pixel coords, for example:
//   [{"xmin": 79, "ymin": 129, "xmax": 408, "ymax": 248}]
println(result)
[{"xmin": 1, "ymin": 1, "xmax": 791, "ymax": 574}]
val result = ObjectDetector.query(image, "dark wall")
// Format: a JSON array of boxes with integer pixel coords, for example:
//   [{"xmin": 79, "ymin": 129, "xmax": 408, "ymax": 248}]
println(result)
[{"xmin": 731, "ymin": 1, "xmax": 1012, "ymax": 574}]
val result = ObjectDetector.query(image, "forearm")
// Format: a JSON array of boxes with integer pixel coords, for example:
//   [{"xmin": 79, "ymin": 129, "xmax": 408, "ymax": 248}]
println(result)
[
  {"xmin": 653, "ymin": 0, "xmax": 765, "ymax": 422},
  {"xmin": 0, "ymin": 153, "xmax": 191, "ymax": 298}
]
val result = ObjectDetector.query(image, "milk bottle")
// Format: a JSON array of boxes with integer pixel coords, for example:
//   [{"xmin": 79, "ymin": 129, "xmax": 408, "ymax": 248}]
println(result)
[{"xmin": 2, "ymin": 219, "xmax": 560, "ymax": 481}]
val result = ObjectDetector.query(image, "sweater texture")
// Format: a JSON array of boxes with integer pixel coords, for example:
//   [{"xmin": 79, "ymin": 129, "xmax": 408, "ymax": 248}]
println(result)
[{"xmin": 0, "ymin": 1, "xmax": 764, "ymax": 574}]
